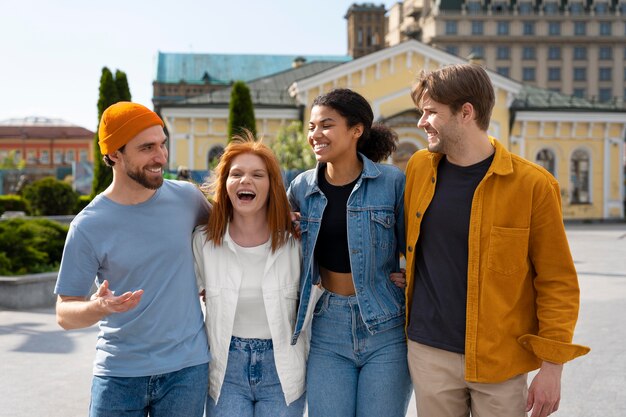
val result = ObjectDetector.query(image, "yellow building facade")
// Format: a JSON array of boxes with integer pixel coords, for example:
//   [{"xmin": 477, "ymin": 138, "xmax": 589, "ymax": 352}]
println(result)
[
  {"xmin": 510, "ymin": 112, "xmax": 625, "ymax": 219},
  {"xmin": 160, "ymin": 107, "xmax": 299, "ymax": 173},
  {"xmin": 159, "ymin": 40, "xmax": 625, "ymax": 220}
]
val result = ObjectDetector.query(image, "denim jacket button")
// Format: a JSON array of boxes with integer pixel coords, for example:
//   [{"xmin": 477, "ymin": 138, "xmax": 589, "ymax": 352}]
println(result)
[
  {"xmin": 416, "ymin": 211, "xmax": 422, "ymax": 218},
  {"xmin": 431, "ymin": 176, "xmax": 436, "ymax": 183},
  {"xmin": 408, "ymin": 246, "xmax": 413, "ymax": 252}
]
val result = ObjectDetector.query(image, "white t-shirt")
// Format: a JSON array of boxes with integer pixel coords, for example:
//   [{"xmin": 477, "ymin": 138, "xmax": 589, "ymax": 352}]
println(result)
[{"xmin": 231, "ymin": 238, "xmax": 272, "ymax": 339}]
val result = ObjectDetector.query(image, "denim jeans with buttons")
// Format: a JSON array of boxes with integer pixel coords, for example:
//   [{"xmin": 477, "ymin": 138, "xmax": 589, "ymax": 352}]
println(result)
[
  {"xmin": 89, "ymin": 362, "xmax": 208, "ymax": 417},
  {"xmin": 306, "ymin": 290, "xmax": 412, "ymax": 417},
  {"xmin": 206, "ymin": 337, "xmax": 305, "ymax": 417}
]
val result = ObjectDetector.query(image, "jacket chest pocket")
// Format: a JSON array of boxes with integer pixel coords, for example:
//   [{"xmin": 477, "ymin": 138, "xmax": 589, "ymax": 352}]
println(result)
[
  {"xmin": 487, "ymin": 226, "xmax": 530, "ymax": 276},
  {"xmin": 369, "ymin": 210, "xmax": 396, "ymax": 249}
]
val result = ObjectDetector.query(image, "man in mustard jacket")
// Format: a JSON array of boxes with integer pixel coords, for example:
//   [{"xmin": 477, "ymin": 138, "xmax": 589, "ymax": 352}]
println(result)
[{"xmin": 404, "ymin": 63, "xmax": 589, "ymax": 417}]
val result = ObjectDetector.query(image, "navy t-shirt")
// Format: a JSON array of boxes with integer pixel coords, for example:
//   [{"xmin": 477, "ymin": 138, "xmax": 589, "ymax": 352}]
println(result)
[{"xmin": 407, "ymin": 154, "xmax": 493, "ymax": 353}]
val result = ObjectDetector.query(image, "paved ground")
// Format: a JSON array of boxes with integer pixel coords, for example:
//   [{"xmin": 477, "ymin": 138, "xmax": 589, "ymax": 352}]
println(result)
[{"xmin": 1, "ymin": 223, "xmax": 625, "ymax": 417}]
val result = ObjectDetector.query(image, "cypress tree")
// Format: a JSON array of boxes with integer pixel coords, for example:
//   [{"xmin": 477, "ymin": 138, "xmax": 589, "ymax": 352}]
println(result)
[
  {"xmin": 227, "ymin": 81, "xmax": 257, "ymax": 141},
  {"xmin": 91, "ymin": 67, "xmax": 132, "ymax": 197},
  {"xmin": 115, "ymin": 70, "xmax": 132, "ymax": 102}
]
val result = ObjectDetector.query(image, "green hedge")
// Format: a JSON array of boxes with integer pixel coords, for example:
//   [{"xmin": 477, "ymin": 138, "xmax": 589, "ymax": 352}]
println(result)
[
  {"xmin": 21, "ymin": 177, "xmax": 78, "ymax": 216},
  {"xmin": 0, "ymin": 218, "xmax": 68, "ymax": 275},
  {"xmin": 0, "ymin": 195, "xmax": 29, "ymax": 215},
  {"xmin": 74, "ymin": 195, "xmax": 93, "ymax": 214}
]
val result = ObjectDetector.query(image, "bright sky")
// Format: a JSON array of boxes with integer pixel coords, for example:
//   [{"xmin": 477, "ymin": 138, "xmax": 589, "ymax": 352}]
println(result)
[{"xmin": 1, "ymin": 0, "xmax": 396, "ymax": 132}]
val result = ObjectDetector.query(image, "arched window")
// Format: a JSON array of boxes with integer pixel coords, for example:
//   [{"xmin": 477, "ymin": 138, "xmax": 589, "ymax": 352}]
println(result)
[
  {"xmin": 570, "ymin": 149, "xmax": 591, "ymax": 204},
  {"xmin": 207, "ymin": 145, "xmax": 225, "ymax": 170},
  {"xmin": 535, "ymin": 149, "xmax": 556, "ymax": 176}
]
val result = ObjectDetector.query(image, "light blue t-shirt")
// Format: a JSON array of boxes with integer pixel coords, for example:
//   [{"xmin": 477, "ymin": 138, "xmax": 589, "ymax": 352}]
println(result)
[{"xmin": 55, "ymin": 180, "xmax": 211, "ymax": 377}]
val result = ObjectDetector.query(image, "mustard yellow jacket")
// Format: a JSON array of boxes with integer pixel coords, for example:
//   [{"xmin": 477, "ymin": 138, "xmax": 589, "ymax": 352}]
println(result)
[{"xmin": 404, "ymin": 138, "xmax": 590, "ymax": 383}]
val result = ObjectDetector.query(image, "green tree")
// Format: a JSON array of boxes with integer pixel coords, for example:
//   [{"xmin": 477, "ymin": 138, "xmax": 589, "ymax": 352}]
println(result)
[
  {"xmin": 270, "ymin": 121, "xmax": 315, "ymax": 171},
  {"xmin": 227, "ymin": 81, "xmax": 256, "ymax": 141},
  {"xmin": 91, "ymin": 67, "xmax": 132, "ymax": 197},
  {"xmin": 115, "ymin": 70, "xmax": 132, "ymax": 102}
]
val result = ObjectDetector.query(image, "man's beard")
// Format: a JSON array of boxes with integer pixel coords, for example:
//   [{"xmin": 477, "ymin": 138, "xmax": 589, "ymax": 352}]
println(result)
[{"xmin": 126, "ymin": 166, "xmax": 164, "ymax": 190}]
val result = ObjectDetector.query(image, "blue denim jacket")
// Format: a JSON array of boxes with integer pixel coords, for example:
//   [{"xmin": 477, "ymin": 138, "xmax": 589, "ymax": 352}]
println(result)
[{"xmin": 288, "ymin": 153, "xmax": 406, "ymax": 344}]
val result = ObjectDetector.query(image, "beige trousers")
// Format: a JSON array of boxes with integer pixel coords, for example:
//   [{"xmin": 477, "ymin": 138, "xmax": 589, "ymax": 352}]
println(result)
[{"xmin": 407, "ymin": 340, "xmax": 528, "ymax": 417}]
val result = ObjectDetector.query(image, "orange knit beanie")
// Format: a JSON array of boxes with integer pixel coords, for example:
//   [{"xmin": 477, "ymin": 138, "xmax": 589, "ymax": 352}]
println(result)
[{"xmin": 98, "ymin": 102, "xmax": 164, "ymax": 154}]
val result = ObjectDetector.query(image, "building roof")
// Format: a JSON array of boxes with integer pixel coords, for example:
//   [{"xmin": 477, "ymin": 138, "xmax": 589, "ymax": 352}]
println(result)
[
  {"xmin": 0, "ymin": 117, "xmax": 80, "ymax": 127},
  {"xmin": 345, "ymin": 3, "xmax": 387, "ymax": 14},
  {"xmin": 0, "ymin": 117, "xmax": 94, "ymax": 139},
  {"xmin": 511, "ymin": 85, "xmax": 626, "ymax": 112},
  {"xmin": 434, "ymin": 0, "xmax": 620, "ymax": 13},
  {"xmin": 438, "ymin": 0, "xmax": 465, "ymax": 11},
  {"xmin": 175, "ymin": 61, "xmax": 346, "ymax": 108},
  {"xmin": 154, "ymin": 52, "xmax": 351, "ymax": 85}
]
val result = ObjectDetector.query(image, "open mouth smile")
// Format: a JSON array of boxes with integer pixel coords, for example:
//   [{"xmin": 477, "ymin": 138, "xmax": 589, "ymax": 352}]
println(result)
[{"xmin": 237, "ymin": 190, "xmax": 256, "ymax": 201}]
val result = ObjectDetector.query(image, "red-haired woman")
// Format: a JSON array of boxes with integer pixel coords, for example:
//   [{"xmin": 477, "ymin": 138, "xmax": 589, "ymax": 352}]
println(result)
[{"xmin": 193, "ymin": 130, "xmax": 312, "ymax": 417}]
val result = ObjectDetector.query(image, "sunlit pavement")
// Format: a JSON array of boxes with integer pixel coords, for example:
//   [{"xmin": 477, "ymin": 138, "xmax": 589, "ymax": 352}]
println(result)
[{"xmin": 1, "ymin": 223, "xmax": 624, "ymax": 417}]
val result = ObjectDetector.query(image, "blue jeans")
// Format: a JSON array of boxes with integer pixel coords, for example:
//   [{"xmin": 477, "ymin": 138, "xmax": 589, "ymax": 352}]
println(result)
[
  {"xmin": 89, "ymin": 362, "xmax": 208, "ymax": 417},
  {"xmin": 206, "ymin": 337, "xmax": 305, "ymax": 417},
  {"xmin": 306, "ymin": 290, "xmax": 412, "ymax": 417}
]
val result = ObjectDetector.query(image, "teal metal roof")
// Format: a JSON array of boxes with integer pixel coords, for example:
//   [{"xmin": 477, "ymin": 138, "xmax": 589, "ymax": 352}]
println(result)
[
  {"xmin": 178, "ymin": 61, "xmax": 345, "ymax": 107},
  {"xmin": 155, "ymin": 52, "xmax": 351, "ymax": 85}
]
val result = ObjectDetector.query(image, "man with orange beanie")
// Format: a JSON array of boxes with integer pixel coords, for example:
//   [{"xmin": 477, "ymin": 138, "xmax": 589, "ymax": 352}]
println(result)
[{"xmin": 54, "ymin": 102, "xmax": 211, "ymax": 417}]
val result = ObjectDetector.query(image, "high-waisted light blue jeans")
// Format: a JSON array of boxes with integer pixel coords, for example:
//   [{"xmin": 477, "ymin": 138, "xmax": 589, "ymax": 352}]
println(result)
[
  {"xmin": 206, "ymin": 336, "xmax": 305, "ymax": 417},
  {"xmin": 306, "ymin": 290, "xmax": 412, "ymax": 417}
]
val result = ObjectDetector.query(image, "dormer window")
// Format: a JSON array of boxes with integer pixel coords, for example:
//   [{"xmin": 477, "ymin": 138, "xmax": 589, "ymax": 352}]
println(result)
[
  {"xmin": 595, "ymin": 2, "xmax": 609, "ymax": 14},
  {"xmin": 466, "ymin": 0, "xmax": 482, "ymax": 14},
  {"xmin": 518, "ymin": 1, "xmax": 533, "ymax": 14},
  {"xmin": 543, "ymin": 1, "xmax": 559, "ymax": 14},
  {"xmin": 569, "ymin": 2, "xmax": 585, "ymax": 14},
  {"xmin": 491, "ymin": 1, "xmax": 508, "ymax": 13}
]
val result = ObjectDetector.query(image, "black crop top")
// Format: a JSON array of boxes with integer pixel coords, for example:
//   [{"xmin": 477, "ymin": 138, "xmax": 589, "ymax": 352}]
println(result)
[{"xmin": 315, "ymin": 166, "xmax": 360, "ymax": 273}]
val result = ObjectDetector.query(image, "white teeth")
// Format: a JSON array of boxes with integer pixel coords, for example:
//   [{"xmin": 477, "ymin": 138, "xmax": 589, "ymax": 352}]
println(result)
[
  {"xmin": 237, "ymin": 191, "xmax": 256, "ymax": 197},
  {"xmin": 147, "ymin": 167, "xmax": 161, "ymax": 173},
  {"xmin": 314, "ymin": 144, "xmax": 328, "ymax": 151}
]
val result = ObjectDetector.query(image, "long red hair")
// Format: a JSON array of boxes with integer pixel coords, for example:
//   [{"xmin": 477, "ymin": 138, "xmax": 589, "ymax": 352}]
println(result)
[{"xmin": 203, "ymin": 129, "xmax": 294, "ymax": 251}]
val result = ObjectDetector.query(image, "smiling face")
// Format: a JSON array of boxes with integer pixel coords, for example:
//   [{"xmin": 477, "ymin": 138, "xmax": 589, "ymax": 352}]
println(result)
[
  {"xmin": 117, "ymin": 125, "xmax": 168, "ymax": 190},
  {"xmin": 417, "ymin": 93, "xmax": 463, "ymax": 155},
  {"xmin": 226, "ymin": 152, "xmax": 270, "ymax": 218},
  {"xmin": 308, "ymin": 105, "xmax": 361, "ymax": 164}
]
